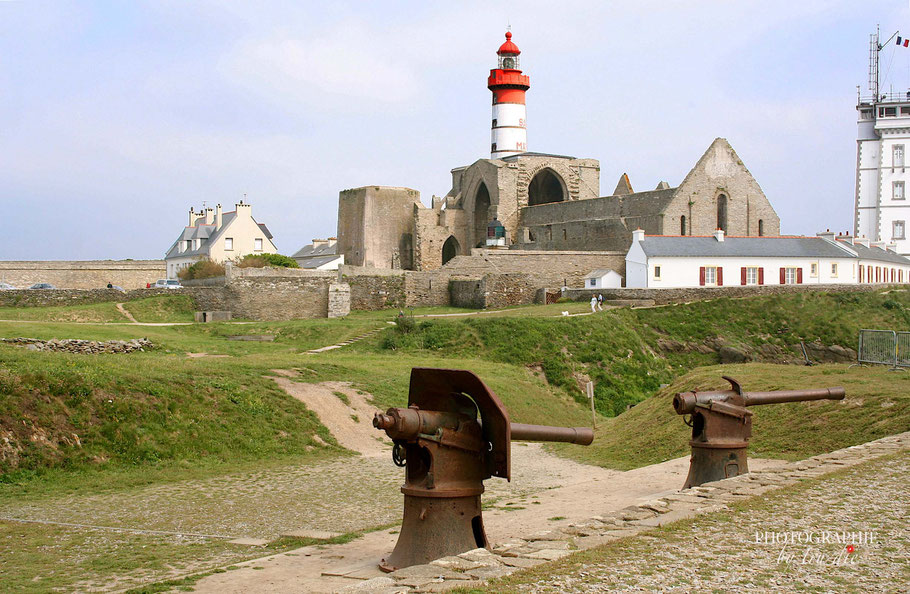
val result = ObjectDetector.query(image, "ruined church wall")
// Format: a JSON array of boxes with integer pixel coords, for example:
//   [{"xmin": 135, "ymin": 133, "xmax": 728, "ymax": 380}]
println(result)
[{"xmin": 337, "ymin": 186, "xmax": 420, "ymax": 269}]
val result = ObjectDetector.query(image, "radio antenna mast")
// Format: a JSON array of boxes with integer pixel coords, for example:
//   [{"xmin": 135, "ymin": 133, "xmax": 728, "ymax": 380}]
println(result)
[{"xmin": 871, "ymin": 25, "xmax": 900, "ymax": 100}]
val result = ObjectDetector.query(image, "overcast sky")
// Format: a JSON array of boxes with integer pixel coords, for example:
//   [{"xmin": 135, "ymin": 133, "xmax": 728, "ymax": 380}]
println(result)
[{"xmin": 2, "ymin": 1, "xmax": 910, "ymax": 260}]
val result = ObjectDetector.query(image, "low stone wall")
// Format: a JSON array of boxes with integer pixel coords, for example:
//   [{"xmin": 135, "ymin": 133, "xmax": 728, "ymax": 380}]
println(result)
[
  {"xmin": 563, "ymin": 282, "xmax": 910, "ymax": 305},
  {"xmin": 0, "ymin": 260, "xmax": 166, "ymax": 290},
  {"xmin": 0, "ymin": 288, "xmax": 174, "ymax": 308}
]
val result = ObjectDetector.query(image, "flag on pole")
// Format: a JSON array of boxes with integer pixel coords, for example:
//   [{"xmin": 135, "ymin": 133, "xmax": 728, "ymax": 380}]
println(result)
[{"xmin": 898, "ymin": 36, "xmax": 910, "ymax": 47}]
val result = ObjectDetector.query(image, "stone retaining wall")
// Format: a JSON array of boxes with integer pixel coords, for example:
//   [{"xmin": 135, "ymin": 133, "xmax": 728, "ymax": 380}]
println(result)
[
  {"xmin": 562, "ymin": 282, "xmax": 910, "ymax": 305},
  {"xmin": 0, "ymin": 288, "xmax": 173, "ymax": 308},
  {"xmin": 342, "ymin": 431, "xmax": 910, "ymax": 592},
  {"xmin": 0, "ymin": 260, "xmax": 166, "ymax": 290}
]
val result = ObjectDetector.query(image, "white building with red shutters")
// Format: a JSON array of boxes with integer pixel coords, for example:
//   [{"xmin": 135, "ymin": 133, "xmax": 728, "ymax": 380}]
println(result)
[{"xmin": 625, "ymin": 229, "xmax": 910, "ymax": 289}]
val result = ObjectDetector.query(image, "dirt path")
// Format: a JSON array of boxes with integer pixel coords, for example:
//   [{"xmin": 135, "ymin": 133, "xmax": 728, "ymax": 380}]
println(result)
[
  {"xmin": 115, "ymin": 302, "xmax": 138, "ymax": 323},
  {"xmin": 272, "ymin": 378, "xmax": 391, "ymax": 456}
]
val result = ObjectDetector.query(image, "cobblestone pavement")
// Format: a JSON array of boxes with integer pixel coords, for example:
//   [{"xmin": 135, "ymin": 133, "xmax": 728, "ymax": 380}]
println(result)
[
  {"xmin": 337, "ymin": 431, "xmax": 909, "ymax": 593},
  {"xmin": 511, "ymin": 451, "xmax": 909, "ymax": 593}
]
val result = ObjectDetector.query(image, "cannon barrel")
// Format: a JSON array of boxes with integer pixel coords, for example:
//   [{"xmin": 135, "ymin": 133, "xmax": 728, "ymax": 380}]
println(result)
[
  {"xmin": 510, "ymin": 422, "xmax": 594, "ymax": 445},
  {"xmin": 673, "ymin": 386, "xmax": 845, "ymax": 415},
  {"xmin": 743, "ymin": 387, "xmax": 846, "ymax": 406}
]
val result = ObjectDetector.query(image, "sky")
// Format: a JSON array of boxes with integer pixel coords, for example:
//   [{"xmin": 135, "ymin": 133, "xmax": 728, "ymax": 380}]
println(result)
[{"xmin": 2, "ymin": 0, "xmax": 910, "ymax": 260}]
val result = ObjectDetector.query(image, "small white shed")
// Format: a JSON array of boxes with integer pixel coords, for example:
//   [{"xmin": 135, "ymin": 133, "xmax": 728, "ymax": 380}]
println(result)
[{"xmin": 583, "ymin": 269, "xmax": 623, "ymax": 289}]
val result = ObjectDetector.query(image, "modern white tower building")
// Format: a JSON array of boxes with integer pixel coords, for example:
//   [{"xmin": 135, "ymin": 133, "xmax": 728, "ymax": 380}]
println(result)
[
  {"xmin": 488, "ymin": 32, "xmax": 529, "ymax": 159},
  {"xmin": 855, "ymin": 29, "xmax": 910, "ymax": 256}
]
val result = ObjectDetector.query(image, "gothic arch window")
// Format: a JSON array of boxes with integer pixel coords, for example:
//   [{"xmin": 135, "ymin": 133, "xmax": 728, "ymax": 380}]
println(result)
[
  {"xmin": 442, "ymin": 236, "xmax": 460, "ymax": 265},
  {"xmin": 680, "ymin": 215, "xmax": 687, "ymax": 236},
  {"xmin": 473, "ymin": 182, "xmax": 491, "ymax": 248},
  {"xmin": 716, "ymin": 194, "xmax": 728, "ymax": 232},
  {"xmin": 758, "ymin": 219, "xmax": 765, "ymax": 236},
  {"xmin": 528, "ymin": 168, "xmax": 567, "ymax": 206}
]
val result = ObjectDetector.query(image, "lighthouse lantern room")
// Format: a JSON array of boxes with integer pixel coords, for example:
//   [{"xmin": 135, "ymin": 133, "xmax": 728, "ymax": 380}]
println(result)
[{"xmin": 488, "ymin": 31, "xmax": 530, "ymax": 159}]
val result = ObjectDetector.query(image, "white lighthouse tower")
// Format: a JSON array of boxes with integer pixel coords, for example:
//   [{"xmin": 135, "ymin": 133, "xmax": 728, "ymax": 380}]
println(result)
[
  {"xmin": 488, "ymin": 31, "xmax": 529, "ymax": 159},
  {"xmin": 855, "ymin": 28, "xmax": 910, "ymax": 256}
]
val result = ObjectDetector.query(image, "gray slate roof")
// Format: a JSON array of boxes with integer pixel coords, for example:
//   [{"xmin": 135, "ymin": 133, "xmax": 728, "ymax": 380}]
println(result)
[
  {"xmin": 639, "ymin": 236, "xmax": 910, "ymax": 265},
  {"xmin": 298, "ymin": 255, "xmax": 343, "ymax": 269},
  {"xmin": 292, "ymin": 242, "xmax": 338, "ymax": 259},
  {"xmin": 584, "ymin": 269, "xmax": 619, "ymax": 279}
]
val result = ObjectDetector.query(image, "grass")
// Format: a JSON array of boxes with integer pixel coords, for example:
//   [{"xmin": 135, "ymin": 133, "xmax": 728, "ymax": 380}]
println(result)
[
  {"xmin": 549, "ymin": 363, "xmax": 910, "ymax": 470},
  {"xmin": 0, "ymin": 301, "xmax": 126, "ymax": 323},
  {"xmin": 122, "ymin": 295, "xmax": 196, "ymax": 323}
]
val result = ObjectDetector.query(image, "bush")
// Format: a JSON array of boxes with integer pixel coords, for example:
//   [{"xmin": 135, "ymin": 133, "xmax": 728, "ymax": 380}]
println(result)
[
  {"xmin": 177, "ymin": 259, "xmax": 225, "ymax": 280},
  {"xmin": 555, "ymin": 296, "xmax": 573, "ymax": 303},
  {"xmin": 237, "ymin": 253, "xmax": 299, "ymax": 268},
  {"xmin": 395, "ymin": 314, "xmax": 416, "ymax": 334}
]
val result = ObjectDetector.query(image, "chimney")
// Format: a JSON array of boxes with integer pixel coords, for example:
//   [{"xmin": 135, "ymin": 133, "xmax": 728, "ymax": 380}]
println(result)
[
  {"xmin": 236, "ymin": 200, "xmax": 252, "ymax": 217},
  {"xmin": 817, "ymin": 230, "xmax": 836, "ymax": 243},
  {"xmin": 887, "ymin": 242, "xmax": 898, "ymax": 253},
  {"xmin": 855, "ymin": 237, "xmax": 870, "ymax": 248},
  {"xmin": 312, "ymin": 238, "xmax": 328, "ymax": 248},
  {"xmin": 188, "ymin": 207, "xmax": 196, "ymax": 227},
  {"xmin": 871, "ymin": 240, "xmax": 886, "ymax": 250},
  {"xmin": 714, "ymin": 228, "xmax": 725, "ymax": 242},
  {"xmin": 204, "ymin": 207, "xmax": 214, "ymax": 225},
  {"xmin": 215, "ymin": 204, "xmax": 223, "ymax": 230},
  {"xmin": 327, "ymin": 237, "xmax": 337, "ymax": 246},
  {"xmin": 632, "ymin": 229, "xmax": 645, "ymax": 243}
]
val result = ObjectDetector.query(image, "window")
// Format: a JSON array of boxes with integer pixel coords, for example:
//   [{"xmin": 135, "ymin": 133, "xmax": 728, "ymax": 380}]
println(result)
[
  {"xmin": 784, "ymin": 267, "xmax": 798, "ymax": 285},
  {"xmin": 716, "ymin": 194, "xmax": 728, "ymax": 232},
  {"xmin": 894, "ymin": 220, "xmax": 906, "ymax": 240},
  {"xmin": 895, "ymin": 181, "xmax": 905, "ymax": 200},
  {"xmin": 880, "ymin": 107, "xmax": 897, "ymax": 117},
  {"xmin": 903, "ymin": 107, "xmax": 910, "ymax": 115},
  {"xmin": 492, "ymin": 119, "xmax": 497, "ymax": 127},
  {"xmin": 491, "ymin": 143, "xmax": 497, "ymax": 152},
  {"xmin": 185, "ymin": 240, "xmax": 192, "ymax": 251},
  {"xmin": 860, "ymin": 109, "xmax": 872, "ymax": 120},
  {"xmin": 831, "ymin": 263, "xmax": 838, "ymax": 277},
  {"xmin": 810, "ymin": 263, "xmax": 818, "ymax": 277},
  {"xmin": 254, "ymin": 238, "xmax": 263, "ymax": 251},
  {"xmin": 654, "ymin": 266, "xmax": 661, "ymax": 280},
  {"xmin": 894, "ymin": 144, "xmax": 905, "ymax": 167},
  {"xmin": 758, "ymin": 219, "xmax": 764, "ymax": 236},
  {"xmin": 745, "ymin": 267, "xmax": 758, "ymax": 285},
  {"xmin": 225, "ymin": 237, "xmax": 233, "ymax": 250},
  {"xmin": 588, "ymin": 279, "xmax": 596, "ymax": 287},
  {"xmin": 680, "ymin": 215, "xmax": 687, "ymax": 236},
  {"xmin": 704, "ymin": 266, "xmax": 716, "ymax": 285}
]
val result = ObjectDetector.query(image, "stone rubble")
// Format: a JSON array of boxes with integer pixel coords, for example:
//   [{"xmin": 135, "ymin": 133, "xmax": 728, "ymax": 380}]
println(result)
[
  {"xmin": 337, "ymin": 431, "xmax": 909, "ymax": 593},
  {"xmin": 0, "ymin": 336, "xmax": 154, "ymax": 354}
]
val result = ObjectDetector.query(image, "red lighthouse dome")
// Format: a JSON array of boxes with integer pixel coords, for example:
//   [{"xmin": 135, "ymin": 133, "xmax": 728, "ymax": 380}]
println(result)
[{"xmin": 497, "ymin": 31, "xmax": 521, "ymax": 56}]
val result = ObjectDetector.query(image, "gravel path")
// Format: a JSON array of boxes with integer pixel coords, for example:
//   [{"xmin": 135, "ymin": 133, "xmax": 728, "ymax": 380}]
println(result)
[{"xmin": 511, "ymin": 453, "xmax": 909, "ymax": 593}]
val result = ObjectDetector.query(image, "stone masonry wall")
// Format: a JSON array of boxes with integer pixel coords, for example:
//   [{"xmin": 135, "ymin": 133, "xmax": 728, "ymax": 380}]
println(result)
[
  {"xmin": 562, "ymin": 282, "xmax": 908, "ymax": 305},
  {"xmin": 0, "ymin": 260, "xmax": 166, "ymax": 290}
]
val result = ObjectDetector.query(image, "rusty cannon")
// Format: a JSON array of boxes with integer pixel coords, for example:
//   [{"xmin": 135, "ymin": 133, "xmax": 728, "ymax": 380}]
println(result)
[
  {"xmin": 373, "ymin": 367, "xmax": 594, "ymax": 572},
  {"xmin": 673, "ymin": 376, "xmax": 846, "ymax": 489}
]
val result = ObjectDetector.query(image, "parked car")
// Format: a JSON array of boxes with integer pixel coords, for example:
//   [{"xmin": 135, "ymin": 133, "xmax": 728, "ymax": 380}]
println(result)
[
  {"xmin": 29, "ymin": 283, "xmax": 56, "ymax": 289},
  {"xmin": 0, "ymin": 282, "xmax": 16, "ymax": 290},
  {"xmin": 154, "ymin": 279, "xmax": 183, "ymax": 289}
]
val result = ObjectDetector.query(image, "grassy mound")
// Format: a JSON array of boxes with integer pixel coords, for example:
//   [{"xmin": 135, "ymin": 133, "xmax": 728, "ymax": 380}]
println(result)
[
  {"xmin": 0, "ymin": 349, "xmax": 341, "ymax": 481},
  {"xmin": 370, "ymin": 289, "xmax": 910, "ymax": 415},
  {"xmin": 0, "ymin": 294, "xmax": 196, "ymax": 324},
  {"xmin": 552, "ymin": 363, "xmax": 910, "ymax": 470}
]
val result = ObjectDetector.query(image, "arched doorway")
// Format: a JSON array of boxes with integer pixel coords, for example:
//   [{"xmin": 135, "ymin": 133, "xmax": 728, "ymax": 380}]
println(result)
[
  {"xmin": 528, "ymin": 169, "xmax": 566, "ymax": 206},
  {"xmin": 716, "ymin": 194, "xmax": 728, "ymax": 232},
  {"xmin": 442, "ymin": 236, "xmax": 460, "ymax": 265},
  {"xmin": 473, "ymin": 182, "xmax": 491, "ymax": 247}
]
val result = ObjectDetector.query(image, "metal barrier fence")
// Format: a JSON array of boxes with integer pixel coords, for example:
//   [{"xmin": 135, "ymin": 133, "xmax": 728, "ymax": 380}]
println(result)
[
  {"xmin": 857, "ymin": 329, "xmax": 910, "ymax": 368},
  {"xmin": 897, "ymin": 332, "xmax": 910, "ymax": 368}
]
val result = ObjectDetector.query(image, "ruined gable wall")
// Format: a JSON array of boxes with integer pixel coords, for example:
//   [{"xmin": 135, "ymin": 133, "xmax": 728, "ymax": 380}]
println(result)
[{"xmin": 663, "ymin": 140, "xmax": 781, "ymax": 237}]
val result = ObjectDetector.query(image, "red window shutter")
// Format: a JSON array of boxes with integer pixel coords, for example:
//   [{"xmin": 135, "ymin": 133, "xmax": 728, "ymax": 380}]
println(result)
[
  {"xmin": 859, "ymin": 265, "xmax": 863, "ymax": 283},
  {"xmin": 758, "ymin": 267, "xmax": 764, "ymax": 285},
  {"xmin": 717, "ymin": 267, "xmax": 723, "ymax": 286},
  {"xmin": 780, "ymin": 267, "xmax": 786, "ymax": 284},
  {"xmin": 699, "ymin": 266, "xmax": 706, "ymax": 286},
  {"xmin": 741, "ymin": 267, "xmax": 747, "ymax": 285},
  {"xmin": 797, "ymin": 268, "xmax": 803, "ymax": 284}
]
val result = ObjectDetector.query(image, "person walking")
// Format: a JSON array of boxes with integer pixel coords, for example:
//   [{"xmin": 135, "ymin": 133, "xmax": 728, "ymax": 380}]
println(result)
[
  {"xmin": 590, "ymin": 295, "xmax": 598, "ymax": 313},
  {"xmin": 597, "ymin": 293, "xmax": 604, "ymax": 311}
]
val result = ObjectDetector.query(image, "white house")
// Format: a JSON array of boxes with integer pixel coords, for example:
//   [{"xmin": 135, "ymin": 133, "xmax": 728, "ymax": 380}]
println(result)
[
  {"xmin": 291, "ymin": 238, "xmax": 344, "ymax": 270},
  {"xmin": 625, "ymin": 229, "xmax": 910, "ymax": 289},
  {"xmin": 583, "ymin": 269, "xmax": 623, "ymax": 289},
  {"xmin": 165, "ymin": 201, "xmax": 277, "ymax": 279}
]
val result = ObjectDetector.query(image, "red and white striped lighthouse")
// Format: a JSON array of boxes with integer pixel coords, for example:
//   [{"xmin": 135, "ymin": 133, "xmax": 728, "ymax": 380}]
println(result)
[{"xmin": 488, "ymin": 31, "xmax": 530, "ymax": 159}]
